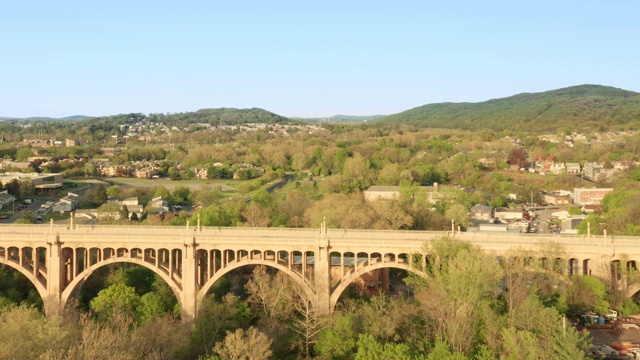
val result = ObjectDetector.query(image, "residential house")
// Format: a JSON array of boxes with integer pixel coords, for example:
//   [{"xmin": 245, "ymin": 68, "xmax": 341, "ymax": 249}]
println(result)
[
  {"xmin": 583, "ymin": 163, "xmax": 604, "ymax": 180},
  {"xmin": 126, "ymin": 205, "xmax": 143, "ymax": 219},
  {"xmin": 114, "ymin": 197, "xmax": 142, "ymax": 219},
  {"xmin": 549, "ymin": 162, "xmax": 566, "ymax": 175},
  {"xmin": 135, "ymin": 167, "xmax": 158, "ymax": 179},
  {"xmin": 566, "ymin": 163, "xmax": 581, "ymax": 174},
  {"xmin": 122, "ymin": 197, "xmax": 139, "ymax": 206},
  {"xmin": 147, "ymin": 197, "xmax": 169, "ymax": 213},
  {"xmin": 532, "ymin": 156, "xmax": 555, "ymax": 174},
  {"xmin": 97, "ymin": 164, "xmax": 133, "ymax": 177},
  {"xmin": 52, "ymin": 192, "xmax": 79, "ymax": 213},
  {"xmin": 0, "ymin": 190, "xmax": 16, "ymax": 208}
]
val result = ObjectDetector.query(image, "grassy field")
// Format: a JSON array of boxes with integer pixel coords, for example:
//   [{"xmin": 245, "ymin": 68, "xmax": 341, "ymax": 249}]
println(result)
[{"xmin": 101, "ymin": 178, "xmax": 237, "ymax": 192}]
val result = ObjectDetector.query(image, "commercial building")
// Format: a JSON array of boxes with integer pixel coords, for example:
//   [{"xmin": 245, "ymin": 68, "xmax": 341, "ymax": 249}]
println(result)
[{"xmin": 573, "ymin": 187, "xmax": 614, "ymax": 206}]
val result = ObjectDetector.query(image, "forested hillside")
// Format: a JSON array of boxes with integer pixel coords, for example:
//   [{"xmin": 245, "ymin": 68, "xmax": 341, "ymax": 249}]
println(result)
[{"xmin": 377, "ymin": 84, "xmax": 640, "ymax": 132}]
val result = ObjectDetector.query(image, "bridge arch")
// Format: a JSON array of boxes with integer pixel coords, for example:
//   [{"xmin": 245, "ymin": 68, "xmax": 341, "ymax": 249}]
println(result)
[
  {"xmin": 0, "ymin": 257, "xmax": 47, "ymax": 306},
  {"xmin": 60, "ymin": 257, "xmax": 183, "ymax": 314},
  {"xmin": 627, "ymin": 284, "xmax": 640, "ymax": 298},
  {"xmin": 329, "ymin": 262, "xmax": 426, "ymax": 312},
  {"xmin": 196, "ymin": 259, "xmax": 316, "ymax": 309}
]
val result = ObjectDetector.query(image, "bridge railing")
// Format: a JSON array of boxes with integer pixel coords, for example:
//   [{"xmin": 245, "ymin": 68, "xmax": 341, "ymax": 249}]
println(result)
[{"xmin": 2, "ymin": 225, "xmax": 640, "ymax": 257}]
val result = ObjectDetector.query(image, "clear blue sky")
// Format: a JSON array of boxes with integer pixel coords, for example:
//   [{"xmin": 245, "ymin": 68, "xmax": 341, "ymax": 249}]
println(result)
[{"xmin": 1, "ymin": 1, "xmax": 638, "ymax": 118}]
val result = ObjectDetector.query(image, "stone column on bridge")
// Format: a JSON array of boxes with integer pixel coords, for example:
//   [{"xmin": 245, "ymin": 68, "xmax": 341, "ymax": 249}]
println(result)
[
  {"xmin": 44, "ymin": 232, "xmax": 63, "ymax": 317},
  {"xmin": 181, "ymin": 229, "xmax": 198, "ymax": 321},
  {"xmin": 315, "ymin": 222, "xmax": 331, "ymax": 315}
]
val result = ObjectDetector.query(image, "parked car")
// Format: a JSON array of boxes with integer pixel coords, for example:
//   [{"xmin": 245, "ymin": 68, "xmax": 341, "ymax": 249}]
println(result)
[{"xmin": 0, "ymin": 215, "xmax": 9, "ymax": 220}]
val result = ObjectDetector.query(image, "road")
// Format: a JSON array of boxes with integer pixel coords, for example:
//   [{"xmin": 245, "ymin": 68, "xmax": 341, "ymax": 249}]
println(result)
[{"xmin": 244, "ymin": 174, "xmax": 294, "ymax": 203}]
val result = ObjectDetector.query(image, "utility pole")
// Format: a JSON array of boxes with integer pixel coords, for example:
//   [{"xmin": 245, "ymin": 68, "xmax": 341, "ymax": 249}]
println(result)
[{"xmin": 530, "ymin": 190, "xmax": 533, "ymax": 206}]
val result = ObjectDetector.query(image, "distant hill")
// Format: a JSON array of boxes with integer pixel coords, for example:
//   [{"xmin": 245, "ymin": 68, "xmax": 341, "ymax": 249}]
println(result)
[
  {"xmin": 76, "ymin": 108, "xmax": 292, "ymax": 129},
  {"xmin": 331, "ymin": 115, "xmax": 385, "ymax": 121},
  {"xmin": 61, "ymin": 115, "xmax": 90, "ymax": 121},
  {"xmin": 376, "ymin": 84, "xmax": 640, "ymax": 132},
  {"xmin": 292, "ymin": 114, "xmax": 385, "ymax": 122},
  {"xmin": 153, "ymin": 107, "xmax": 291, "ymax": 126},
  {"xmin": 0, "ymin": 115, "xmax": 90, "ymax": 121}
]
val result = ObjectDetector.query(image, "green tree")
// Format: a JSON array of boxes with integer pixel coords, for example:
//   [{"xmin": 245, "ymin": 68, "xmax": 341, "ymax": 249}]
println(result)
[
  {"xmin": 119, "ymin": 205, "xmax": 129, "ymax": 221},
  {"xmin": 188, "ymin": 294, "xmax": 250, "ymax": 358},
  {"xmin": 355, "ymin": 334, "xmax": 413, "ymax": 360},
  {"xmin": 15, "ymin": 148, "xmax": 33, "ymax": 162},
  {"xmin": 314, "ymin": 316, "xmax": 358, "ymax": 360},
  {"xmin": 413, "ymin": 238, "xmax": 503, "ymax": 355},
  {"xmin": 152, "ymin": 186, "xmax": 173, "ymax": 204},
  {"xmin": 138, "ymin": 292, "xmax": 166, "ymax": 323},
  {"xmin": 425, "ymin": 341, "xmax": 467, "ymax": 360},
  {"xmin": 4, "ymin": 179, "xmax": 21, "ymax": 198},
  {"xmin": 505, "ymin": 296, "xmax": 590, "ymax": 359},
  {"xmin": 90, "ymin": 283, "xmax": 141, "ymax": 321},
  {"xmin": 18, "ymin": 178, "xmax": 35, "ymax": 197},
  {"xmin": 567, "ymin": 206, "xmax": 584, "ymax": 216},
  {"xmin": 194, "ymin": 202, "xmax": 242, "ymax": 227},
  {"xmin": 172, "ymin": 185, "xmax": 191, "ymax": 204},
  {"xmin": 83, "ymin": 162, "xmax": 97, "ymax": 177},
  {"xmin": 0, "ymin": 305, "xmax": 72, "ymax": 359},
  {"xmin": 183, "ymin": 168, "xmax": 195, "ymax": 180},
  {"xmin": 444, "ymin": 203, "xmax": 472, "ymax": 229},
  {"xmin": 577, "ymin": 214, "xmax": 606, "ymax": 235},
  {"xmin": 93, "ymin": 184, "xmax": 108, "ymax": 206},
  {"xmin": 168, "ymin": 166, "xmax": 181, "ymax": 180},
  {"xmin": 567, "ymin": 275, "xmax": 609, "ymax": 315},
  {"xmin": 15, "ymin": 210, "xmax": 36, "ymax": 224},
  {"xmin": 106, "ymin": 185, "xmax": 121, "ymax": 198}
]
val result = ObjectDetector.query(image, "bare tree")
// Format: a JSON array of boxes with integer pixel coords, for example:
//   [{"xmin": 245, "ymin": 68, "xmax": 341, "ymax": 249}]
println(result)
[
  {"xmin": 289, "ymin": 284, "xmax": 328, "ymax": 357},
  {"xmin": 245, "ymin": 266, "xmax": 295, "ymax": 324},
  {"xmin": 214, "ymin": 327, "xmax": 272, "ymax": 360},
  {"xmin": 242, "ymin": 203, "xmax": 271, "ymax": 227}
]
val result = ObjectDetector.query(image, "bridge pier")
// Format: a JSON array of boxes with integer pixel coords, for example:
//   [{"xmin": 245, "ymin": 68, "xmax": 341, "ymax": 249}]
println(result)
[
  {"xmin": 181, "ymin": 233, "xmax": 198, "ymax": 321},
  {"xmin": 315, "ymin": 223, "xmax": 331, "ymax": 315},
  {"xmin": 44, "ymin": 233, "xmax": 64, "ymax": 317}
]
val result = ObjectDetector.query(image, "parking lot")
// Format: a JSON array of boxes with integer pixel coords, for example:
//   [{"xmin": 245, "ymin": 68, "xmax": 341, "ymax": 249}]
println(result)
[{"xmin": 0, "ymin": 197, "xmax": 55, "ymax": 223}]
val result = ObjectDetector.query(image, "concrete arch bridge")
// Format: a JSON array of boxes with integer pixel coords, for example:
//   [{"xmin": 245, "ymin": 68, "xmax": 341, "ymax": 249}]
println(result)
[{"xmin": 0, "ymin": 223, "xmax": 637, "ymax": 319}]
